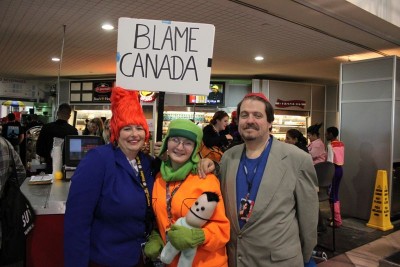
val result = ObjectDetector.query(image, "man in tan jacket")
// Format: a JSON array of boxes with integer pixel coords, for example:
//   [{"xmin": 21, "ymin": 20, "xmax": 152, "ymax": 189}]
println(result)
[{"xmin": 219, "ymin": 93, "xmax": 319, "ymax": 266}]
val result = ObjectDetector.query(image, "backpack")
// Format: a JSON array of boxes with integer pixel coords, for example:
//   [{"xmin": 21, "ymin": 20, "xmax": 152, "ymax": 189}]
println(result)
[
  {"xmin": 199, "ymin": 142, "xmax": 224, "ymax": 163},
  {"xmin": 0, "ymin": 142, "xmax": 35, "ymax": 264}
]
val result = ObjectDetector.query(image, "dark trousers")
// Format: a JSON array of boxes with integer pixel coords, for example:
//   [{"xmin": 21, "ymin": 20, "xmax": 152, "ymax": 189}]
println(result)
[
  {"xmin": 89, "ymin": 257, "xmax": 153, "ymax": 267},
  {"xmin": 329, "ymin": 165, "xmax": 343, "ymax": 203}
]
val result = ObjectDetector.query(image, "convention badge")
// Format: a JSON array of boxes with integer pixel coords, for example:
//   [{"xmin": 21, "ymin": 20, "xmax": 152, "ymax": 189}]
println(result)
[{"xmin": 238, "ymin": 198, "xmax": 254, "ymax": 222}]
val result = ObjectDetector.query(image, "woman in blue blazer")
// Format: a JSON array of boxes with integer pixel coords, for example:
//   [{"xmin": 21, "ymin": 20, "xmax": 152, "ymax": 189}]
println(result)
[{"xmin": 64, "ymin": 88, "xmax": 157, "ymax": 267}]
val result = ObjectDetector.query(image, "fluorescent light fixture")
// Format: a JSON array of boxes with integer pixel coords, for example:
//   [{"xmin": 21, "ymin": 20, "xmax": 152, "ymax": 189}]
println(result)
[
  {"xmin": 102, "ymin": 23, "xmax": 114, "ymax": 30},
  {"xmin": 52, "ymin": 57, "xmax": 60, "ymax": 62},
  {"xmin": 335, "ymin": 52, "xmax": 384, "ymax": 62},
  {"xmin": 254, "ymin": 56, "xmax": 264, "ymax": 61}
]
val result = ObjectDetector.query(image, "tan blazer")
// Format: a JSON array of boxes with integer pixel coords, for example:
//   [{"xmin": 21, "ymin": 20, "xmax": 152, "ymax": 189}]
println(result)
[{"xmin": 220, "ymin": 137, "xmax": 318, "ymax": 267}]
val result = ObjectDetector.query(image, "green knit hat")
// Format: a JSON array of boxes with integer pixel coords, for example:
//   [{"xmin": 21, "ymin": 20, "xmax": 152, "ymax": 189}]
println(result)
[{"xmin": 159, "ymin": 119, "xmax": 203, "ymax": 164}]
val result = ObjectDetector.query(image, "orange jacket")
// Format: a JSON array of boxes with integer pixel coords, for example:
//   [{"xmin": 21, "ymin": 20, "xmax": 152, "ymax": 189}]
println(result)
[{"xmin": 152, "ymin": 172, "xmax": 230, "ymax": 267}]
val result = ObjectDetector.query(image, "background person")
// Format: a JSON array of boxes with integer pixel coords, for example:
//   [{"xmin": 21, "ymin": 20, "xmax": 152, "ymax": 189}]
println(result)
[
  {"xmin": 306, "ymin": 123, "xmax": 328, "ymax": 234},
  {"xmin": 219, "ymin": 93, "xmax": 319, "ymax": 266},
  {"xmin": 102, "ymin": 118, "xmax": 111, "ymax": 144},
  {"xmin": 0, "ymin": 136, "xmax": 27, "ymax": 267},
  {"xmin": 227, "ymin": 110, "xmax": 243, "ymax": 148},
  {"xmin": 22, "ymin": 114, "xmax": 44, "ymax": 167},
  {"xmin": 25, "ymin": 114, "xmax": 43, "ymax": 131},
  {"xmin": 286, "ymin": 128, "xmax": 326, "ymax": 233},
  {"xmin": 35, "ymin": 103, "xmax": 78, "ymax": 174},
  {"xmin": 82, "ymin": 119, "xmax": 90, "ymax": 135},
  {"xmin": 1, "ymin": 113, "xmax": 24, "ymax": 154},
  {"xmin": 326, "ymin": 126, "xmax": 345, "ymax": 228},
  {"xmin": 285, "ymin": 129, "xmax": 308, "ymax": 153},
  {"xmin": 307, "ymin": 123, "xmax": 327, "ymax": 165},
  {"xmin": 144, "ymin": 119, "xmax": 229, "ymax": 267},
  {"xmin": 87, "ymin": 117, "xmax": 104, "ymax": 139},
  {"xmin": 202, "ymin": 110, "xmax": 233, "ymax": 151}
]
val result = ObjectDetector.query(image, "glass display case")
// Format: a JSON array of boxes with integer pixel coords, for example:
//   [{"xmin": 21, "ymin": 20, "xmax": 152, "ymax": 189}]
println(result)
[
  {"xmin": 272, "ymin": 114, "xmax": 308, "ymax": 141},
  {"xmin": 70, "ymin": 103, "xmax": 157, "ymax": 155},
  {"xmin": 72, "ymin": 108, "xmax": 112, "ymax": 133},
  {"xmin": 162, "ymin": 110, "xmax": 224, "ymax": 137},
  {"xmin": 162, "ymin": 109, "xmax": 307, "ymax": 142}
]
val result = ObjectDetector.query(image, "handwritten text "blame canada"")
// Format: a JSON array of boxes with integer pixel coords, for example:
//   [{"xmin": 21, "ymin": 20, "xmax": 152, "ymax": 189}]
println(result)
[{"xmin": 119, "ymin": 24, "xmax": 201, "ymax": 81}]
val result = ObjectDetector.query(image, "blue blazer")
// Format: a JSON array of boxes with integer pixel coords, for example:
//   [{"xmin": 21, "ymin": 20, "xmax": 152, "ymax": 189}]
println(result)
[{"xmin": 64, "ymin": 144, "xmax": 156, "ymax": 267}]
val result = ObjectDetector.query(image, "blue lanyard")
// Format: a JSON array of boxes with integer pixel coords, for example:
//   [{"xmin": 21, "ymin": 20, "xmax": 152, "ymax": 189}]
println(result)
[
  {"xmin": 243, "ymin": 157, "xmax": 262, "ymax": 198},
  {"xmin": 237, "ymin": 137, "xmax": 273, "ymax": 203}
]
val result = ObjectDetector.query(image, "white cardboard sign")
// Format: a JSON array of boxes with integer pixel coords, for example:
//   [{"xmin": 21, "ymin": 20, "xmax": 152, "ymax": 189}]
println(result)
[{"xmin": 116, "ymin": 18, "xmax": 215, "ymax": 95}]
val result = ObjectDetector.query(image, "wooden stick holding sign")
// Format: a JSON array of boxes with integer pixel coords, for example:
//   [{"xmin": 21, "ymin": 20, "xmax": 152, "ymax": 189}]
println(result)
[{"xmin": 156, "ymin": 92, "xmax": 165, "ymax": 142}]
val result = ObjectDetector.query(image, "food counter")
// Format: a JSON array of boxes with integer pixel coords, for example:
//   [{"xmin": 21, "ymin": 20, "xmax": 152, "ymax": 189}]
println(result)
[
  {"xmin": 272, "ymin": 114, "xmax": 308, "ymax": 141},
  {"xmin": 21, "ymin": 178, "xmax": 70, "ymax": 267}
]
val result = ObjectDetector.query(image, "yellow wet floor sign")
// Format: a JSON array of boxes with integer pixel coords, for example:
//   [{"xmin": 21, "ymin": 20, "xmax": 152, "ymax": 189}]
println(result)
[{"xmin": 367, "ymin": 170, "xmax": 394, "ymax": 231}]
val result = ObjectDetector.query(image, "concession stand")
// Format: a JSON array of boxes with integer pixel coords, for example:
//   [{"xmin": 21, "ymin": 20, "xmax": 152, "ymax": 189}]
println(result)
[{"xmin": 22, "ymin": 178, "xmax": 70, "ymax": 266}]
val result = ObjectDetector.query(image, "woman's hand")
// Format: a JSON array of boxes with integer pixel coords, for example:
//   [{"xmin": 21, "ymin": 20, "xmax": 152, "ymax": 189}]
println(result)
[
  {"xmin": 154, "ymin": 141, "xmax": 168, "ymax": 160},
  {"xmin": 144, "ymin": 230, "xmax": 164, "ymax": 260},
  {"xmin": 167, "ymin": 225, "xmax": 205, "ymax": 251},
  {"xmin": 225, "ymin": 134, "xmax": 233, "ymax": 141}
]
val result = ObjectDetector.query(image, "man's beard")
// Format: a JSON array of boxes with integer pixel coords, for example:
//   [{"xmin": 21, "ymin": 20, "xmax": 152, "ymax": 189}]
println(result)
[
  {"xmin": 240, "ymin": 123, "xmax": 259, "ymax": 141},
  {"xmin": 242, "ymin": 134, "xmax": 256, "ymax": 141}
]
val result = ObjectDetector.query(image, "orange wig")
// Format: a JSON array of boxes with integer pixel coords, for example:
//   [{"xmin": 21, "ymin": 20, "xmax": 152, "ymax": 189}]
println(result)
[{"xmin": 110, "ymin": 87, "xmax": 149, "ymax": 143}]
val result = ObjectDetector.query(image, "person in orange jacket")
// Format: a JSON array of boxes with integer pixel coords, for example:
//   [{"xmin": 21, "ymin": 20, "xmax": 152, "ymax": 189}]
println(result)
[{"xmin": 144, "ymin": 119, "xmax": 230, "ymax": 267}]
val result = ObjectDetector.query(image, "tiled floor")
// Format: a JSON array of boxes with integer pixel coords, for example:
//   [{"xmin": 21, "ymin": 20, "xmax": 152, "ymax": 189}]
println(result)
[{"xmin": 315, "ymin": 201, "xmax": 400, "ymax": 266}]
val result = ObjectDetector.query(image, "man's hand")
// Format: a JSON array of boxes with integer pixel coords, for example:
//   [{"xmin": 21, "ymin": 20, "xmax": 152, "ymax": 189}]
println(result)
[
  {"xmin": 154, "ymin": 140, "xmax": 217, "ymax": 177},
  {"xmin": 197, "ymin": 158, "xmax": 215, "ymax": 178}
]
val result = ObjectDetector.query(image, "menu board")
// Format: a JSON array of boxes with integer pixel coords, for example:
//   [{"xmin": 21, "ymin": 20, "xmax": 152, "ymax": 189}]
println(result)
[
  {"xmin": 70, "ymin": 80, "xmax": 114, "ymax": 103},
  {"xmin": 0, "ymin": 77, "xmax": 37, "ymax": 100}
]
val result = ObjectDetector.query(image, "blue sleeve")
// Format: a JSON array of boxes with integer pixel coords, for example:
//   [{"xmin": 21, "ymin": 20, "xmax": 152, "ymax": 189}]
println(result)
[{"xmin": 64, "ymin": 149, "xmax": 107, "ymax": 267}]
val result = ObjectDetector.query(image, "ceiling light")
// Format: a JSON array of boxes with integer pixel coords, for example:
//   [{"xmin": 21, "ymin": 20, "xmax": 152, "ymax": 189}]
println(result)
[
  {"xmin": 335, "ymin": 52, "xmax": 384, "ymax": 62},
  {"xmin": 52, "ymin": 57, "xmax": 60, "ymax": 62},
  {"xmin": 102, "ymin": 23, "xmax": 114, "ymax": 31},
  {"xmin": 254, "ymin": 56, "xmax": 264, "ymax": 61}
]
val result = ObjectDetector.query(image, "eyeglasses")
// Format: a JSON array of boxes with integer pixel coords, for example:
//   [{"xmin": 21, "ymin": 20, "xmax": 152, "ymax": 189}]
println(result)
[{"xmin": 168, "ymin": 137, "xmax": 195, "ymax": 149}]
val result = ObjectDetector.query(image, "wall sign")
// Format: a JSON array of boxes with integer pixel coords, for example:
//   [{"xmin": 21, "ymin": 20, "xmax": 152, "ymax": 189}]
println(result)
[
  {"xmin": 116, "ymin": 18, "xmax": 215, "ymax": 95},
  {"xmin": 275, "ymin": 99, "xmax": 306, "ymax": 109},
  {"xmin": 139, "ymin": 91, "xmax": 157, "ymax": 102},
  {"xmin": 0, "ymin": 77, "xmax": 37, "ymax": 100}
]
